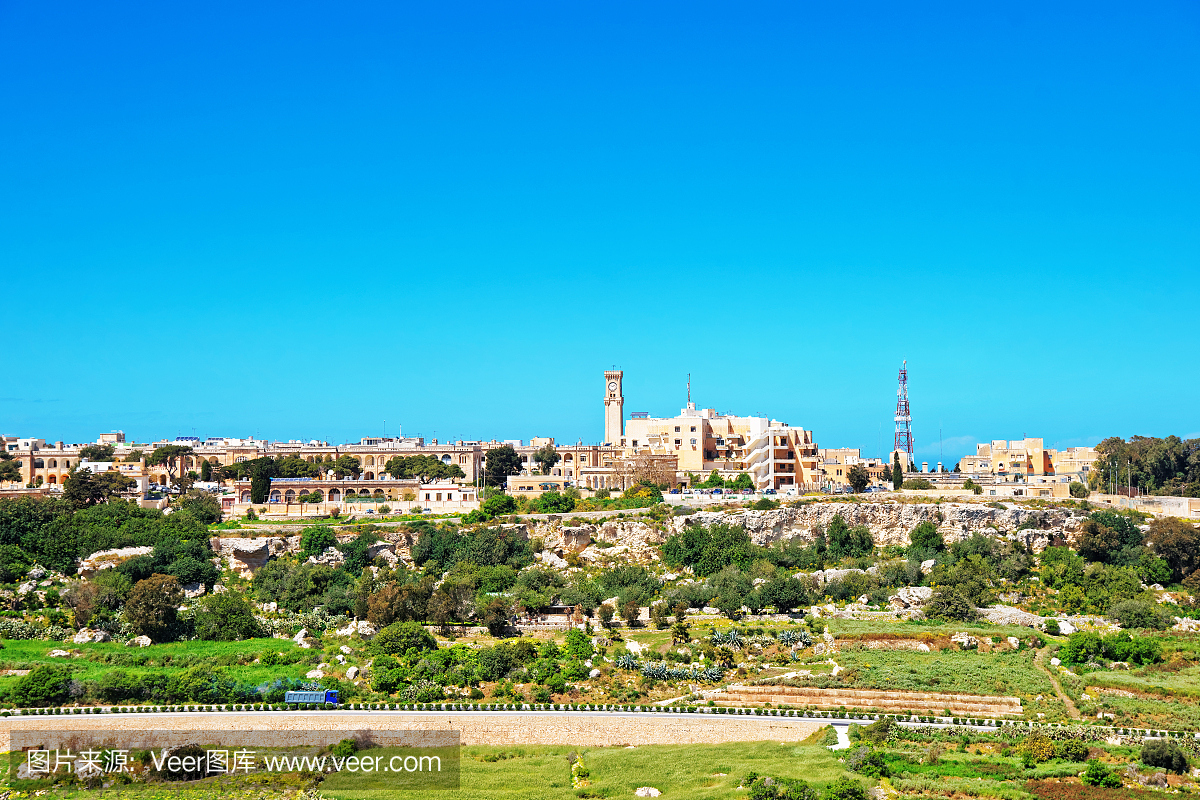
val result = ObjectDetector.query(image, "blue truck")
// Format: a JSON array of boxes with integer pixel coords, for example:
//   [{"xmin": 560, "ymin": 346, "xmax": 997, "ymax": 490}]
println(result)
[{"xmin": 284, "ymin": 690, "xmax": 339, "ymax": 706}]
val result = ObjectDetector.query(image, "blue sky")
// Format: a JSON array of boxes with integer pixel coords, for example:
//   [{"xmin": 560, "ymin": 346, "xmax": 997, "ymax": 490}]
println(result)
[{"xmin": 2, "ymin": 2, "xmax": 1197, "ymax": 463}]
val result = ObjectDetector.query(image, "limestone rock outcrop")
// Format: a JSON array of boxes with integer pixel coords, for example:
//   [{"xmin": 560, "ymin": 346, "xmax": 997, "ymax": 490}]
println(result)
[
  {"xmin": 212, "ymin": 536, "xmax": 298, "ymax": 577},
  {"xmin": 77, "ymin": 546, "xmax": 154, "ymax": 578}
]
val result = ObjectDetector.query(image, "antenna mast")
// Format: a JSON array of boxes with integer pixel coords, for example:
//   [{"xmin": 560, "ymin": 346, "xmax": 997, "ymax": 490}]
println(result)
[{"xmin": 893, "ymin": 361, "xmax": 914, "ymax": 458}]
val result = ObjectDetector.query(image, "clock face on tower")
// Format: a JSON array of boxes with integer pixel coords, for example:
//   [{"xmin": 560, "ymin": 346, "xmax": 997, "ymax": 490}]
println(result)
[{"xmin": 608, "ymin": 381, "xmax": 617, "ymax": 391}]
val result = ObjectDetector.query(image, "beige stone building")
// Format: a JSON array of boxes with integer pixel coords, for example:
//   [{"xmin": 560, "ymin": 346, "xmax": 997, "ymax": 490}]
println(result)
[{"xmin": 959, "ymin": 439, "xmax": 1097, "ymax": 482}]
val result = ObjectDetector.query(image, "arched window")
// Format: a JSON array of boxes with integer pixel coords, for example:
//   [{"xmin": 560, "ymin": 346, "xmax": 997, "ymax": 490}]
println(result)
[
  {"xmin": 269, "ymin": 490, "xmax": 282, "ymax": 502},
  {"xmin": 240, "ymin": 491, "xmax": 251, "ymax": 502},
  {"xmin": 328, "ymin": 489, "xmax": 341, "ymax": 502},
  {"xmin": 284, "ymin": 490, "xmax": 296, "ymax": 503},
  {"xmin": 33, "ymin": 459, "xmax": 44, "ymax": 469},
  {"xmin": 48, "ymin": 459, "xmax": 57, "ymax": 468}
]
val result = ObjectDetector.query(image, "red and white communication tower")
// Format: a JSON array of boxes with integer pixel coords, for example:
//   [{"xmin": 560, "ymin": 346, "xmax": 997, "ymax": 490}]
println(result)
[{"xmin": 893, "ymin": 360, "xmax": 914, "ymax": 457}]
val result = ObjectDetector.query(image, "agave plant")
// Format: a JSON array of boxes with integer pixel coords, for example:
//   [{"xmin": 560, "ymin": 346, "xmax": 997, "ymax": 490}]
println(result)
[
  {"xmin": 710, "ymin": 630, "xmax": 728, "ymax": 645},
  {"xmin": 726, "ymin": 629, "xmax": 744, "ymax": 650},
  {"xmin": 615, "ymin": 654, "xmax": 639, "ymax": 670},
  {"xmin": 795, "ymin": 630, "xmax": 812, "ymax": 647},
  {"xmin": 702, "ymin": 666, "xmax": 725, "ymax": 682},
  {"xmin": 776, "ymin": 630, "xmax": 799, "ymax": 646},
  {"xmin": 641, "ymin": 661, "xmax": 669, "ymax": 680}
]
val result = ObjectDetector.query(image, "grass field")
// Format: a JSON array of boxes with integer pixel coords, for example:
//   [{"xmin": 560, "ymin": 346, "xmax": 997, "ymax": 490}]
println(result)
[
  {"xmin": 0, "ymin": 638, "xmax": 316, "ymax": 695},
  {"xmin": 322, "ymin": 741, "xmax": 857, "ymax": 800},
  {"xmin": 0, "ymin": 741, "xmax": 860, "ymax": 800}
]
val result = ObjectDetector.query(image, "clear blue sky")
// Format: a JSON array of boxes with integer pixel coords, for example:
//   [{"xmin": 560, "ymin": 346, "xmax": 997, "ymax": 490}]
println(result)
[{"xmin": 2, "ymin": 2, "xmax": 1197, "ymax": 464}]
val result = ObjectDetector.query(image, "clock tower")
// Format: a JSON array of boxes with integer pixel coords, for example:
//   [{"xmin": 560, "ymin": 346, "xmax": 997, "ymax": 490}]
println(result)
[{"xmin": 603, "ymin": 370, "xmax": 624, "ymax": 444}]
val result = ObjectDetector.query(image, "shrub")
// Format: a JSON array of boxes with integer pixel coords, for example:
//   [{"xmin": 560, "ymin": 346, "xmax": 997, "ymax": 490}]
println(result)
[
  {"xmin": 821, "ymin": 776, "xmax": 867, "ymax": 800},
  {"xmin": 371, "ymin": 620, "xmax": 437, "ymax": 656},
  {"xmin": 1107, "ymin": 599, "xmax": 1173, "ymax": 631},
  {"xmin": 1069, "ymin": 482, "xmax": 1089, "ymax": 498},
  {"xmin": 844, "ymin": 746, "xmax": 888, "ymax": 778},
  {"xmin": 12, "ymin": 665, "xmax": 73, "ymax": 707},
  {"xmin": 923, "ymin": 587, "xmax": 976, "ymax": 622},
  {"xmin": 1055, "ymin": 739, "xmax": 1089, "ymax": 762},
  {"xmin": 1080, "ymin": 759, "xmax": 1120, "ymax": 788},
  {"xmin": 1142, "ymin": 739, "xmax": 1189, "ymax": 773}
]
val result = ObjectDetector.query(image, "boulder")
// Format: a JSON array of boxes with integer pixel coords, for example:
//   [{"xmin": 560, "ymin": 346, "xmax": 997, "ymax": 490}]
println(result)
[
  {"xmin": 539, "ymin": 551, "xmax": 569, "ymax": 569},
  {"xmin": 335, "ymin": 620, "xmax": 377, "ymax": 639},
  {"xmin": 346, "ymin": 666, "xmax": 359, "ymax": 680},
  {"xmin": 307, "ymin": 547, "xmax": 345, "ymax": 568},
  {"xmin": 340, "ymin": 645, "xmax": 352, "ymax": 655},
  {"xmin": 27, "ymin": 565, "xmax": 46, "ymax": 580},
  {"xmin": 634, "ymin": 789, "xmax": 661, "ymax": 798},
  {"xmin": 589, "ymin": 669, "xmax": 602, "ymax": 678},
  {"xmin": 49, "ymin": 649, "xmax": 72, "ymax": 658},
  {"xmin": 77, "ymin": 546, "xmax": 155, "ymax": 578},
  {"xmin": 950, "ymin": 632, "xmax": 978, "ymax": 650},
  {"xmin": 215, "ymin": 537, "xmax": 294, "ymax": 578},
  {"xmin": 260, "ymin": 601, "xmax": 278, "ymax": 613},
  {"xmin": 127, "ymin": 635, "xmax": 153, "ymax": 647},
  {"xmin": 1057, "ymin": 620, "xmax": 1076, "ymax": 635},
  {"xmin": 306, "ymin": 669, "xmax": 325, "ymax": 679},
  {"xmin": 294, "ymin": 628, "xmax": 314, "ymax": 648},
  {"xmin": 1049, "ymin": 657, "xmax": 1061, "ymax": 667},
  {"xmin": 889, "ymin": 586, "xmax": 933, "ymax": 609},
  {"xmin": 336, "ymin": 654, "xmax": 346, "ymax": 664},
  {"xmin": 73, "ymin": 629, "xmax": 111, "ymax": 644},
  {"xmin": 182, "ymin": 582, "xmax": 206, "ymax": 599},
  {"xmin": 920, "ymin": 559, "xmax": 937, "ymax": 574},
  {"xmin": 1007, "ymin": 636, "xmax": 1021, "ymax": 650},
  {"xmin": 16, "ymin": 582, "xmax": 35, "ymax": 596}
]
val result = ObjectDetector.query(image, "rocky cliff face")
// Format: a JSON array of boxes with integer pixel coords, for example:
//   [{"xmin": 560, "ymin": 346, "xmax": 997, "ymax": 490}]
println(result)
[
  {"xmin": 668, "ymin": 503, "xmax": 1085, "ymax": 552},
  {"xmin": 524, "ymin": 501, "xmax": 1084, "ymax": 566}
]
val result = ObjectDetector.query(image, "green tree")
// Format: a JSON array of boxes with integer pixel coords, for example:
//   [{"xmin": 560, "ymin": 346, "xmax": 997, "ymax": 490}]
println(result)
[
  {"xmin": 532, "ymin": 444, "xmax": 561, "ymax": 475},
  {"xmin": 564, "ymin": 627, "xmax": 594, "ymax": 661},
  {"xmin": 79, "ymin": 443, "xmax": 116, "ymax": 461},
  {"xmin": 371, "ymin": 620, "xmax": 437, "ymax": 656},
  {"xmin": 481, "ymin": 597, "xmax": 512, "ymax": 636},
  {"xmin": 62, "ymin": 468, "xmax": 135, "ymax": 508},
  {"xmin": 194, "ymin": 593, "xmax": 262, "ymax": 641},
  {"xmin": 176, "ymin": 489, "xmax": 222, "ymax": 524},
  {"xmin": 483, "ymin": 445, "xmax": 522, "ymax": 487},
  {"xmin": 148, "ymin": 445, "xmax": 195, "ymax": 487},
  {"xmin": 0, "ymin": 454, "xmax": 21, "ymax": 483},
  {"xmin": 300, "ymin": 525, "xmax": 338, "ymax": 558},
  {"xmin": 908, "ymin": 521, "xmax": 944, "ymax": 553},
  {"xmin": 597, "ymin": 603, "xmax": 615, "ymax": 628},
  {"xmin": 826, "ymin": 514, "xmax": 873, "ymax": 561},
  {"xmin": 1141, "ymin": 740, "xmax": 1189, "ymax": 774},
  {"xmin": 533, "ymin": 491, "xmax": 575, "ymax": 514},
  {"xmin": 125, "ymin": 574, "xmax": 183, "ymax": 642},
  {"xmin": 383, "ymin": 455, "xmax": 465, "ymax": 482},
  {"xmin": 199, "ymin": 460, "xmax": 213, "ymax": 481},
  {"xmin": 892, "ymin": 453, "xmax": 903, "ymax": 490},
  {"xmin": 924, "ymin": 587, "xmax": 977, "ymax": 622},
  {"xmin": 846, "ymin": 464, "xmax": 870, "ymax": 493},
  {"xmin": 482, "ymin": 492, "xmax": 517, "ymax": 518},
  {"xmin": 1145, "ymin": 516, "xmax": 1200, "ymax": 583},
  {"xmin": 1068, "ymin": 481, "xmax": 1089, "ymax": 498},
  {"xmin": 329, "ymin": 454, "xmax": 362, "ymax": 479},
  {"xmin": 761, "ymin": 573, "xmax": 809, "ymax": 613}
]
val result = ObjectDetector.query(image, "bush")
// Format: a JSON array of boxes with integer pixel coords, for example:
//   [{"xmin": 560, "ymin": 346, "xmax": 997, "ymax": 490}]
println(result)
[
  {"xmin": 821, "ymin": 776, "xmax": 867, "ymax": 800},
  {"xmin": 1080, "ymin": 759, "xmax": 1120, "ymax": 788},
  {"xmin": 1056, "ymin": 739, "xmax": 1089, "ymax": 762},
  {"xmin": 1069, "ymin": 481, "xmax": 1090, "ymax": 499},
  {"xmin": 923, "ymin": 587, "xmax": 976, "ymax": 622},
  {"xmin": 901, "ymin": 478, "xmax": 933, "ymax": 490},
  {"xmin": 1107, "ymin": 599, "xmax": 1173, "ymax": 631},
  {"xmin": 193, "ymin": 593, "xmax": 262, "ymax": 641},
  {"xmin": 299, "ymin": 526, "xmax": 338, "ymax": 558},
  {"xmin": 1142, "ymin": 739, "xmax": 1189, "ymax": 773},
  {"xmin": 12, "ymin": 665, "xmax": 72, "ymax": 707},
  {"xmin": 371, "ymin": 620, "xmax": 437, "ymax": 656},
  {"xmin": 844, "ymin": 746, "xmax": 888, "ymax": 778}
]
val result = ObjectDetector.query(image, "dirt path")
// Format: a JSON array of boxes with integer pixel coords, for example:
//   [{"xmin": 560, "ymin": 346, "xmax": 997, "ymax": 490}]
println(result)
[{"xmin": 1035, "ymin": 647, "xmax": 1082, "ymax": 720}]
